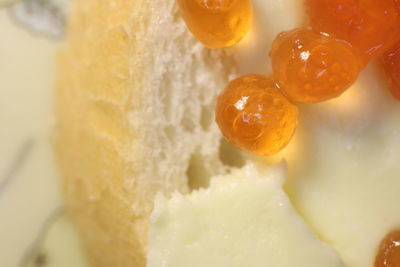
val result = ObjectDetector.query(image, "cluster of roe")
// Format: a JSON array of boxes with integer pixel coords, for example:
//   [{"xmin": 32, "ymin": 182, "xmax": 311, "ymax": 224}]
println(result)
[{"xmin": 185, "ymin": 0, "xmax": 400, "ymax": 155}]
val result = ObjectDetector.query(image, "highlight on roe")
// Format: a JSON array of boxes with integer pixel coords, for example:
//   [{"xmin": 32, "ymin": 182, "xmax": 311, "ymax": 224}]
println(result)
[
  {"xmin": 375, "ymin": 229, "xmax": 400, "ymax": 267},
  {"xmin": 216, "ymin": 75, "xmax": 298, "ymax": 156},
  {"xmin": 381, "ymin": 43, "xmax": 400, "ymax": 100},
  {"xmin": 271, "ymin": 28, "xmax": 362, "ymax": 103},
  {"xmin": 305, "ymin": 0, "xmax": 400, "ymax": 59},
  {"xmin": 177, "ymin": 0, "xmax": 252, "ymax": 49}
]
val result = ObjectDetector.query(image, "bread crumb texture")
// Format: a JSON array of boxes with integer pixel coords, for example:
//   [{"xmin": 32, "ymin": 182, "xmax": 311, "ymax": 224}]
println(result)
[{"xmin": 55, "ymin": 0, "xmax": 235, "ymax": 266}]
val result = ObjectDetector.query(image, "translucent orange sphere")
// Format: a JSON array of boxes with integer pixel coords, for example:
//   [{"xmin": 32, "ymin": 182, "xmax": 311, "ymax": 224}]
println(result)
[
  {"xmin": 375, "ymin": 229, "xmax": 400, "ymax": 267},
  {"xmin": 306, "ymin": 0, "xmax": 400, "ymax": 59},
  {"xmin": 271, "ymin": 28, "xmax": 363, "ymax": 103},
  {"xmin": 216, "ymin": 75, "xmax": 298, "ymax": 156},
  {"xmin": 381, "ymin": 43, "xmax": 400, "ymax": 100},
  {"xmin": 178, "ymin": 0, "xmax": 252, "ymax": 49}
]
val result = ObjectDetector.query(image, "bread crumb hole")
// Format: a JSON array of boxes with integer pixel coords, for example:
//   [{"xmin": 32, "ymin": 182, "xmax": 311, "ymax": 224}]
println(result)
[
  {"xmin": 186, "ymin": 152, "xmax": 211, "ymax": 191},
  {"xmin": 182, "ymin": 113, "xmax": 196, "ymax": 132},
  {"xmin": 200, "ymin": 105, "xmax": 213, "ymax": 131},
  {"xmin": 219, "ymin": 138, "xmax": 245, "ymax": 167}
]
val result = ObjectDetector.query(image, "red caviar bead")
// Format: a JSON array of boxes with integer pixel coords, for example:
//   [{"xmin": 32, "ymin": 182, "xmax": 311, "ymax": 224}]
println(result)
[
  {"xmin": 306, "ymin": 0, "xmax": 400, "ymax": 59},
  {"xmin": 178, "ymin": 0, "xmax": 252, "ymax": 49},
  {"xmin": 271, "ymin": 28, "xmax": 362, "ymax": 103},
  {"xmin": 381, "ymin": 43, "xmax": 400, "ymax": 100},
  {"xmin": 216, "ymin": 75, "xmax": 298, "ymax": 156},
  {"xmin": 375, "ymin": 229, "xmax": 400, "ymax": 267}
]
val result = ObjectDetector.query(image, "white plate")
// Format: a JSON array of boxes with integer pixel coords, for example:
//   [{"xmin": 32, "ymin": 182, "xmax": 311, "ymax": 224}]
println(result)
[{"xmin": 0, "ymin": 2, "xmax": 88, "ymax": 266}]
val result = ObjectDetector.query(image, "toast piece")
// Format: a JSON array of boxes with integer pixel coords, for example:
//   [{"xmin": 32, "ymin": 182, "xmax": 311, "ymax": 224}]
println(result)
[{"xmin": 55, "ymin": 0, "xmax": 236, "ymax": 266}]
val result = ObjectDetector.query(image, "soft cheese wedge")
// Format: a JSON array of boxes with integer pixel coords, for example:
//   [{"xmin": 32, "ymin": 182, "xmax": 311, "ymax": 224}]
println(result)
[{"xmin": 147, "ymin": 163, "xmax": 346, "ymax": 267}]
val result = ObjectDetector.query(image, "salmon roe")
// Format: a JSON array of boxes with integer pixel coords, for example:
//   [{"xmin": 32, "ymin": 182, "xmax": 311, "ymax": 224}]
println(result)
[
  {"xmin": 216, "ymin": 75, "xmax": 298, "ymax": 156},
  {"xmin": 306, "ymin": 0, "xmax": 400, "ymax": 59},
  {"xmin": 271, "ymin": 28, "xmax": 363, "ymax": 103},
  {"xmin": 201, "ymin": 0, "xmax": 400, "ymax": 154},
  {"xmin": 375, "ymin": 229, "xmax": 400, "ymax": 267},
  {"xmin": 177, "ymin": 0, "xmax": 252, "ymax": 49},
  {"xmin": 381, "ymin": 44, "xmax": 400, "ymax": 100}
]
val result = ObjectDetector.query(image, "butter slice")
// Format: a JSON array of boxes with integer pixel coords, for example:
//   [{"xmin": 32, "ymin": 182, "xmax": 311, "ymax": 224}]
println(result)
[{"xmin": 147, "ymin": 163, "xmax": 345, "ymax": 267}]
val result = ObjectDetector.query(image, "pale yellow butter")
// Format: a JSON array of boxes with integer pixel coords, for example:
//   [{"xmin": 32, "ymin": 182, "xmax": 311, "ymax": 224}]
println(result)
[{"xmin": 147, "ymin": 163, "xmax": 345, "ymax": 267}]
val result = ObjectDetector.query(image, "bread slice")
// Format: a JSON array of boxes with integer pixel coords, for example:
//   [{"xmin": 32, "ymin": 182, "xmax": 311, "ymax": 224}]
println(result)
[{"xmin": 55, "ymin": 0, "xmax": 237, "ymax": 266}]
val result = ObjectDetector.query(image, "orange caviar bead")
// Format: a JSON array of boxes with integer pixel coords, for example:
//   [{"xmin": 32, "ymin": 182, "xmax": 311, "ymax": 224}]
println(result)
[
  {"xmin": 216, "ymin": 75, "xmax": 298, "ymax": 156},
  {"xmin": 306, "ymin": 0, "xmax": 400, "ymax": 59},
  {"xmin": 375, "ymin": 229, "xmax": 400, "ymax": 267},
  {"xmin": 381, "ymin": 43, "xmax": 400, "ymax": 100},
  {"xmin": 271, "ymin": 28, "xmax": 362, "ymax": 103},
  {"xmin": 177, "ymin": 0, "xmax": 252, "ymax": 49}
]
